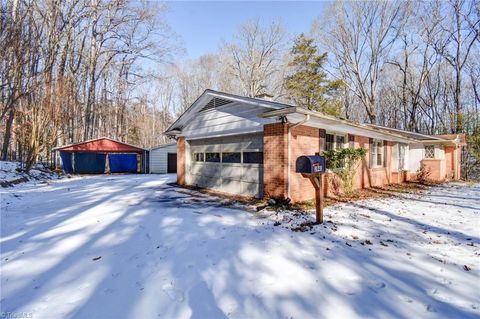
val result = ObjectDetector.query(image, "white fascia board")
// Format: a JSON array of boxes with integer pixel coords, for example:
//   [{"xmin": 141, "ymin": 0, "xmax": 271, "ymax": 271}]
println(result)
[
  {"xmin": 418, "ymin": 139, "xmax": 457, "ymax": 146},
  {"xmin": 368, "ymin": 124, "xmax": 444, "ymax": 141},
  {"xmin": 262, "ymin": 107, "xmax": 415, "ymax": 143}
]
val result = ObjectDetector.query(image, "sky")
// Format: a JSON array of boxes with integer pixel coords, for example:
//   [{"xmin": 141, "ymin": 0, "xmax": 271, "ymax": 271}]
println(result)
[{"xmin": 164, "ymin": 1, "xmax": 328, "ymax": 60}]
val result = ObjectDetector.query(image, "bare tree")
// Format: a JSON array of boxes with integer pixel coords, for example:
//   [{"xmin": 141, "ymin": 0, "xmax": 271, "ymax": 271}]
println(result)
[
  {"xmin": 385, "ymin": 1, "xmax": 441, "ymax": 132},
  {"xmin": 0, "ymin": 0, "xmax": 176, "ymax": 169},
  {"xmin": 316, "ymin": 0, "xmax": 408, "ymax": 123},
  {"xmin": 223, "ymin": 19, "xmax": 286, "ymax": 98},
  {"xmin": 433, "ymin": 0, "xmax": 479, "ymax": 133}
]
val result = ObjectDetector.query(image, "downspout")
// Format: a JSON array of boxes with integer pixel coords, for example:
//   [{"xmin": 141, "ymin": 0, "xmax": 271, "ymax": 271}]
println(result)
[{"xmin": 287, "ymin": 114, "xmax": 310, "ymax": 199}]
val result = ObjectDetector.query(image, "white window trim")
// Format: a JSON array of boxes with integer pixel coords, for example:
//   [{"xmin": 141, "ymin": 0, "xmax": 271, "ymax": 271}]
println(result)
[
  {"xmin": 398, "ymin": 143, "xmax": 406, "ymax": 171},
  {"xmin": 371, "ymin": 139, "xmax": 384, "ymax": 168},
  {"xmin": 325, "ymin": 132, "xmax": 348, "ymax": 151}
]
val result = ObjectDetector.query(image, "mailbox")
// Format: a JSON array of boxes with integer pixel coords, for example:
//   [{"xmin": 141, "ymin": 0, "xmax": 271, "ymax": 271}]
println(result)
[{"xmin": 296, "ymin": 155, "xmax": 326, "ymax": 174}]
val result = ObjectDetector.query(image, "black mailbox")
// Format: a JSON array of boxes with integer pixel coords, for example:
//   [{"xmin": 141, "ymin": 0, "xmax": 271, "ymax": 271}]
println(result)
[{"xmin": 296, "ymin": 155, "xmax": 326, "ymax": 174}]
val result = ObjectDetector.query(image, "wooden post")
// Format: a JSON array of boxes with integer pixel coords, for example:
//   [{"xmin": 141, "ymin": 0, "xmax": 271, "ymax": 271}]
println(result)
[{"xmin": 304, "ymin": 173, "xmax": 324, "ymax": 224}]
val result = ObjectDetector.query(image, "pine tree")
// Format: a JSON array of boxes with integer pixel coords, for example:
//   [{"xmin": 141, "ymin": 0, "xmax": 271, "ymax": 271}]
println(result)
[{"xmin": 285, "ymin": 34, "xmax": 343, "ymax": 116}]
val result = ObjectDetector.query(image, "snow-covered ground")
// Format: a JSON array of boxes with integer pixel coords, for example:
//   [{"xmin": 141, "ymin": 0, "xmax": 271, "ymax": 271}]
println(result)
[
  {"xmin": 1, "ymin": 175, "xmax": 479, "ymax": 319},
  {"xmin": 0, "ymin": 161, "xmax": 59, "ymax": 186}
]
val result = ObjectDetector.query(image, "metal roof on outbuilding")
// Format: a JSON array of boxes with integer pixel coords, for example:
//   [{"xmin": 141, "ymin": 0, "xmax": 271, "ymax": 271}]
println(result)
[
  {"xmin": 150, "ymin": 142, "xmax": 176, "ymax": 151},
  {"xmin": 53, "ymin": 137, "xmax": 145, "ymax": 153}
]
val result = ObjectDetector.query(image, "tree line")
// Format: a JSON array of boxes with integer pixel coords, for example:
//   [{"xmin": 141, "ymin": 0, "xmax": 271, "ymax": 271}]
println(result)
[
  {"xmin": 1, "ymin": 0, "xmax": 175, "ymax": 168},
  {"xmin": 1, "ymin": 0, "xmax": 479, "ymax": 171}
]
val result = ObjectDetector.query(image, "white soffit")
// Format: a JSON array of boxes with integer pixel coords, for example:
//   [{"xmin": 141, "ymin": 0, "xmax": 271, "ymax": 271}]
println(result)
[{"xmin": 284, "ymin": 113, "xmax": 413, "ymax": 143}]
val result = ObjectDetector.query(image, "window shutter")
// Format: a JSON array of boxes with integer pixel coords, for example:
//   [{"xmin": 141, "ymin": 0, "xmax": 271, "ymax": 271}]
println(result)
[
  {"xmin": 348, "ymin": 134, "xmax": 355, "ymax": 148},
  {"xmin": 392, "ymin": 143, "xmax": 398, "ymax": 170},
  {"xmin": 383, "ymin": 141, "xmax": 387, "ymax": 167},
  {"xmin": 319, "ymin": 129, "xmax": 326, "ymax": 152},
  {"xmin": 369, "ymin": 138, "xmax": 373, "ymax": 167}
]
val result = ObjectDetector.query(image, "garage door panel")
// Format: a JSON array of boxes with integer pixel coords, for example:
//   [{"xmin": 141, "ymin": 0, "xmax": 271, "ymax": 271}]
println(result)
[
  {"xmin": 187, "ymin": 133, "xmax": 263, "ymax": 198},
  {"xmin": 194, "ymin": 176, "xmax": 217, "ymax": 189},
  {"xmin": 191, "ymin": 163, "xmax": 221, "ymax": 177},
  {"xmin": 189, "ymin": 174, "xmax": 201, "ymax": 186},
  {"xmin": 190, "ymin": 164, "xmax": 205, "ymax": 176},
  {"xmin": 221, "ymin": 179, "xmax": 243, "ymax": 194},
  {"xmin": 240, "ymin": 165, "xmax": 263, "ymax": 183},
  {"xmin": 242, "ymin": 181, "xmax": 261, "ymax": 196},
  {"xmin": 221, "ymin": 164, "xmax": 244, "ymax": 180}
]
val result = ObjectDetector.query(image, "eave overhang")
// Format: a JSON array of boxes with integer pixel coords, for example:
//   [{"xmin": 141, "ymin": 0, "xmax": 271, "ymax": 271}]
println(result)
[{"xmin": 259, "ymin": 106, "xmax": 417, "ymax": 143}]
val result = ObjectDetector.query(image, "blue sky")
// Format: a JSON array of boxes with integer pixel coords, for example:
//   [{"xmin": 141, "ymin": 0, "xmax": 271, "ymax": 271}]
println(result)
[{"xmin": 164, "ymin": 1, "xmax": 328, "ymax": 60}]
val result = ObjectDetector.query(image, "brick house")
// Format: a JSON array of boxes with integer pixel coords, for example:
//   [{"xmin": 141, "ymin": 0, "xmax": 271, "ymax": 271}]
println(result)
[{"xmin": 165, "ymin": 90, "xmax": 465, "ymax": 202}]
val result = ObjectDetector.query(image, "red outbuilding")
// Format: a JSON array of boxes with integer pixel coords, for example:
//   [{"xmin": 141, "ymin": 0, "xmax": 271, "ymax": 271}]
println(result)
[{"xmin": 53, "ymin": 137, "xmax": 146, "ymax": 174}]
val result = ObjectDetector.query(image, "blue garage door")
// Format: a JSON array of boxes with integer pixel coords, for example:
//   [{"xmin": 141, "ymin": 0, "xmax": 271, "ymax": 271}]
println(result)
[
  {"xmin": 59, "ymin": 151, "xmax": 73, "ymax": 173},
  {"xmin": 74, "ymin": 153, "xmax": 106, "ymax": 174},
  {"xmin": 108, "ymin": 154, "xmax": 138, "ymax": 173}
]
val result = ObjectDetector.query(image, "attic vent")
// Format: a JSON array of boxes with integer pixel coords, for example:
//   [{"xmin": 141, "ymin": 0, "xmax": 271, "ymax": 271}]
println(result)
[{"xmin": 200, "ymin": 97, "xmax": 233, "ymax": 112}]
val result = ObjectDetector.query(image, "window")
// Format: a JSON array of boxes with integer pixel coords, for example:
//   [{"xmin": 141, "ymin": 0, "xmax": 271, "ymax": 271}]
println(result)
[
  {"xmin": 325, "ymin": 133, "xmax": 346, "ymax": 151},
  {"xmin": 193, "ymin": 153, "xmax": 204, "ymax": 162},
  {"xmin": 205, "ymin": 152, "xmax": 220, "ymax": 162},
  {"xmin": 335, "ymin": 135, "xmax": 346, "ymax": 149},
  {"xmin": 326, "ymin": 134, "xmax": 334, "ymax": 151},
  {"xmin": 398, "ymin": 143, "xmax": 406, "ymax": 170},
  {"xmin": 243, "ymin": 152, "xmax": 263, "ymax": 164},
  {"xmin": 222, "ymin": 152, "xmax": 241, "ymax": 163},
  {"xmin": 371, "ymin": 139, "xmax": 383, "ymax": 167},
  {"xmin": 424, "ymin": 145, "xmax": 435, "ymax": 159}
]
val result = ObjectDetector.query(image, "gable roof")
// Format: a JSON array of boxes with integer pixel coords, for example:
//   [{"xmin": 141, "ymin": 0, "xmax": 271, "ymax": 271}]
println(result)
[
  {"xmin": 53, "ymin": 137, "xmax": 145, "ymax": 153},
  {"xmin": 165, "ymin": 90, "xmax": 459, "ymax": 144},
  {"xmin": 164, "ymin": 89, "xmax": 290, "ymax": 135}
]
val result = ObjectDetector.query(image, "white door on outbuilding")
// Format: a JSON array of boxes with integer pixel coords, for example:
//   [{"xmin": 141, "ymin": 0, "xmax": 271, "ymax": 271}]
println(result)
[{"xmin": 149, "ymin": 143, "xmax": 177, "ymax": 174}]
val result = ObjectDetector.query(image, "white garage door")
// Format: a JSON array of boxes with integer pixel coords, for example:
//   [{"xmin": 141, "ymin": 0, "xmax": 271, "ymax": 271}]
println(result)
[{"xmin": 188, "ymin": 133, "xmax": 263, "ymax": 198}]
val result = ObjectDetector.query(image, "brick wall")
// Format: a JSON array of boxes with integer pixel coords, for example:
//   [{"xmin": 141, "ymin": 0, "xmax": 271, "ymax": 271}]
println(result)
[
  {"xmin": 420, "ymin": 159, "xmax": 445, "ymax": 182},
  {"xmin": 263, "ymin": 123, "xmax": 289, "ymax": 199},
  {"xmin": 352, "ymin": 135, "xmax": 371, "ymax": 189},
  {"xmin": 455, "ymin": 146, "xmax": 461, "ymax": 179},
  {"xmin": 177, "ymin": 137, "xmax": 186, "ymax": 185},
  {"xmin": 368, "ymin": 141, "xmax": 393, "ymax": 187},
  {"xmin": 289, "ymin": 125, "xmax": 323, "ymax": 202},
  {"xmin": 444, "ymin": 146, "xmax": 454, "ymax": 179},
  {"xmin": 263, "ymin": 124, "xmax": 406, "ymax": 203}
]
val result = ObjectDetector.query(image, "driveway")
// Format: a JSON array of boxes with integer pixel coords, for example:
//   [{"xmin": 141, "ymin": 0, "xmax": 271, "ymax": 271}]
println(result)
[{"xmin": 1, "ymin": 175, "xmax": 479, "ymax": 319}]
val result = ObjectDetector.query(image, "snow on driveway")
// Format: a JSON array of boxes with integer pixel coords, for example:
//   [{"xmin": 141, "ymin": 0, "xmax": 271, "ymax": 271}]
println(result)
[{"xmin": 1, "ymin": 175, "xmax": 479, "ymax": 319}]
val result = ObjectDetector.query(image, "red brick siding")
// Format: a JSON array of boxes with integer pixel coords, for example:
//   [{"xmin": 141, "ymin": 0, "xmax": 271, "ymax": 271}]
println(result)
[
  {"xmin": 352, "ymin": 135, "xmax": 371, "ymax": 189},
  {"xmin": 420, "ymin": 159, "xmax": 445, "ymax": 182},
  {"xmin": 263, "ymin": 123, "xmax": 289, "ymax": 199},
  {"xmin": 177, "ymin": 137, "xmax": 186, "ymax": 185},
  {"xmin": 444, "ymin": 146, "xmax": 455, "ymax": 180},
  {"xmin": 289, "ymin": 125, "xmax": 323, "ymax": 202},
  {"xmin": 263, "ymin": 124, "xmax": 411, "ymax": 202},
  {"xmin": 356, "ymin": 138, "xmax": 393, "ymax": 188}
]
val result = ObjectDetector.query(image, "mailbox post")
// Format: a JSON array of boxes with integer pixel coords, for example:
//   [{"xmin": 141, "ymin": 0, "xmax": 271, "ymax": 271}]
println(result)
[{"xmin": 296, "ymin": 155, "xmax": 326, "ymax": 224}]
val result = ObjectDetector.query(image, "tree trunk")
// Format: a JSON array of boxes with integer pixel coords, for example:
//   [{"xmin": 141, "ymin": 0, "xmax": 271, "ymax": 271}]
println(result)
[{"xmin": 1, "ymin": 108, "xmax": 15, "ymax": 160}]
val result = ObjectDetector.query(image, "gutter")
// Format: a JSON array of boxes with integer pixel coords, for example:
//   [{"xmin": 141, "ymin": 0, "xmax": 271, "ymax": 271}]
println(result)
[
  {"xmin": 287, "ymin": 114, "xmax": 310, "ymax": 199},
  {"xmin": 418, "ymin": 139, "xmax": 460, "ymax": 146},
  {"xmin": 260, "ymin": 106, "xmax": 417, "ymax": 143}
]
